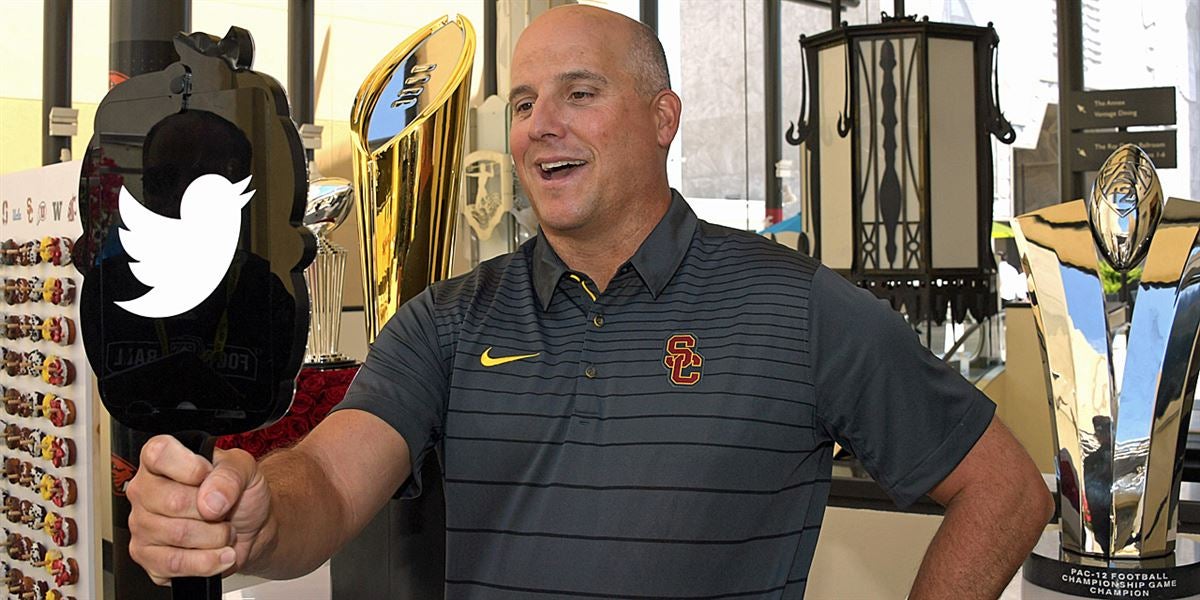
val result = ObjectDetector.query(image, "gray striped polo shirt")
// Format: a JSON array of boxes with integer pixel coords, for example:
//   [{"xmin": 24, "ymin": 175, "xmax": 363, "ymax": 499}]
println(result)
[{"xmin": 339, "ymin": 190, "xmax": 995, "ymax": 598}]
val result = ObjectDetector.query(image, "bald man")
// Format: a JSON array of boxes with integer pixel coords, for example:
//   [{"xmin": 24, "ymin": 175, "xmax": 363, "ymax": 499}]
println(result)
[{"xmin": 127, "ymin": 6, "xmax": 1052, "ymax": 598}]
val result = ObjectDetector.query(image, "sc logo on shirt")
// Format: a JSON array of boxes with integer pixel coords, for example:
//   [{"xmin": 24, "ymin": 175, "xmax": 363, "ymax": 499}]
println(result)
[{"xmin": 663, "ymin": 333, "xmax": 703, "ymax": 385}]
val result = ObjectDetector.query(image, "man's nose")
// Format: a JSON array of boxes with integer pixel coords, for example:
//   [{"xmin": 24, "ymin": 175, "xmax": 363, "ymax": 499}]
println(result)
[{"xmin": 527, "ymin": 98, "xmax": 566, "ymax": 139}]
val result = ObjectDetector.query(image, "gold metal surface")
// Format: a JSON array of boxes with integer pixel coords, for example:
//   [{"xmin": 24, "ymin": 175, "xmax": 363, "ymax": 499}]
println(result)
[{"xmin": 349, "ymin": 15, "xmax": 475, "ymax": 342}]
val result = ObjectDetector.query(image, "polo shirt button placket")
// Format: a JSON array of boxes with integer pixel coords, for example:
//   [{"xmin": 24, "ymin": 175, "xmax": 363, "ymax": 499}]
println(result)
[{"xmin": 568, "ymin": 272, "xmax": 602, "ymax": 424}]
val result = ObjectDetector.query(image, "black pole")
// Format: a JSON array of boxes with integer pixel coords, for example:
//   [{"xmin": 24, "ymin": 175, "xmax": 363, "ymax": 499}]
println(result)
[
  {"xmin": 640, "ymin": 0, "xmax": 658, "ymax": 32},
  {"xmin": 765, "ymin": 0, "xmax": 782, "ymax": 224},
  {"xmin": 288, "ymin": 0, "xmax": 314, "ymax": 160},
  {"xmin": 108, "ymin": 3, "xmax": 189, "ymax": 598},
  {"xmin": 831, "ymin": 0, "xmax": 842, "ymax": 29},
  {"xmin": 484, "ymin": 0, "xmax": 497, "ymax": 97},
  {"xmin": 109, "ymin": 0, "xmax": 189, "ymax": 83},
  {"xmin": 1056, "ymin": 0, "xmax": 1084, "ymax": 201},
  {"xmin": 43, "ymin": 0, "xmax": 72, "ymax": 165},
  {"xmin": 894, "ymin": 0, "xmax": 905, "ymax": 17}
]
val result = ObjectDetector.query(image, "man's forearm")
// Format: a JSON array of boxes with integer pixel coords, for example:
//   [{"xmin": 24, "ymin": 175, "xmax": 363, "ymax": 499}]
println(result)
[
  {"xmin": 909, "ymin": 477, "xmax": 1053, "ymax": 598},
  {"xmin": 240, "ymin": 446, "xmax": 355, "ymax": 580},
  {"xmin": 237, "ymin": 409, "xmax": 412, "ymax": 581}
]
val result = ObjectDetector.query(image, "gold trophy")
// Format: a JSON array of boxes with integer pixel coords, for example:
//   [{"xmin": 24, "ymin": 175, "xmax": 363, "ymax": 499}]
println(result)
[
  {"xmin": 337, "ymin": 16, "xmax": 476, "ymax": 598},
  {"xmin": 349, "ymin": 14, "xmax": 476, "ymax": 341}
]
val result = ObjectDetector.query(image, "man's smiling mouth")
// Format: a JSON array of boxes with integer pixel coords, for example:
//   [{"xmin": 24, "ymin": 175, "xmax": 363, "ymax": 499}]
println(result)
[{"xmin": 538, "ymin": 160, "xmax": 587, "ymax": 180}]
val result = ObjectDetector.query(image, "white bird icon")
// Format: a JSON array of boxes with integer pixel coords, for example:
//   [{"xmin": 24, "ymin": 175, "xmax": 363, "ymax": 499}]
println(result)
[{"xmin": 116, "ymin": 174, "xmax": 254, "ymax": 318}]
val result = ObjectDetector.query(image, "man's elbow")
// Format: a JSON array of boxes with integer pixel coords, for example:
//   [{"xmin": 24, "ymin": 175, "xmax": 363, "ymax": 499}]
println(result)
[
  {"xmin": 1009, "ymin": 462, "xmax": 1055, "ymax": 535},
  {"xmin": 1031, "ymin": 476, "xmax": 1055, "ymax": 528},
  {"xmin": 993, "ymin": 419, "xmax": 1056, "ymax": 530}
]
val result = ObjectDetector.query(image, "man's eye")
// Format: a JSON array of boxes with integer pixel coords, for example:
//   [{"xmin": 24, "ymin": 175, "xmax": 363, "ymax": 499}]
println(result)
[
  {"xmin": 513, "ymin": 100, "xmax": 533, "ymax": 114},
  {"xmin": 569, "ymin": 91, "xmax": 593, "ymax": 101}
]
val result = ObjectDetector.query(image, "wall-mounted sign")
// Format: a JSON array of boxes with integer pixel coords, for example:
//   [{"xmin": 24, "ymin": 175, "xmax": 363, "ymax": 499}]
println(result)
[
  {"xmin": 1069, "ymin": 130, "xmax": 1177, "ymax": 171},
  {"xmin": 1069, "ymin": 87, "xmax": 1176, "ymax": 130}
]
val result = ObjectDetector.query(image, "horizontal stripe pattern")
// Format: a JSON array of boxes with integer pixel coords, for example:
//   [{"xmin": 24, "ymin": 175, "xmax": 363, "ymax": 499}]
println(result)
[
  {"xmin": 350, "ymin": 198, "xmax": 828, "ymax": 599},
  {"xmin": 444, "ymin": 577, "xmax": 810, "ymax": 599},
  {"xmin": 435, "ymin": 219, "xmax": 822, "ymax": 598}
]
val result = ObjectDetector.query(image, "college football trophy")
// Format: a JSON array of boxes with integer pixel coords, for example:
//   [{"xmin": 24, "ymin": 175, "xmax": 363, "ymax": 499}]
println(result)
[
  {"xmin": 1014, "ymin": 144, "xmax": 1200, "ymax": 598},
  {"xmin": 349, "ymin": 14, "xmax": 475, "ymax": 340},
  {"xmin": 331, "ymin": 14, "xmax": 475, "ymax": 599}
]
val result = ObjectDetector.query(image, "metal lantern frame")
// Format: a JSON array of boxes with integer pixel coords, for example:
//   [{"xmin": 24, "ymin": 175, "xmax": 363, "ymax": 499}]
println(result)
[{"xmin": 789, "ymin": 15, "xmax": 1015, "ymax": 326}]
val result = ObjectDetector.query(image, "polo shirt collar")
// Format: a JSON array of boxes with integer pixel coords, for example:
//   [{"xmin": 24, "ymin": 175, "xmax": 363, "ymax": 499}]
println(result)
[{"xmin": 532, "ymin": 190, "xmax": 698, "ymax": 310}]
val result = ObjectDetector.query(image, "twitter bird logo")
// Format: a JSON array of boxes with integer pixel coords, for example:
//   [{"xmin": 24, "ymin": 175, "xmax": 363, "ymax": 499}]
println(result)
[{"xmin": 116, "ymin": 174, "xmax": 254, "ymax": 318}]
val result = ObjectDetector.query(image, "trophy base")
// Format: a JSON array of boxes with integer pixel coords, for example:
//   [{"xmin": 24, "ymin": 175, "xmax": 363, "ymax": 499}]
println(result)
[
  {"xmin": 1022, "ymin": 529, "xmax": 1200, "ymax": 598},
  {"xmin": 302, "ymin": 355, "xmax": 359, "ymax": 370}
]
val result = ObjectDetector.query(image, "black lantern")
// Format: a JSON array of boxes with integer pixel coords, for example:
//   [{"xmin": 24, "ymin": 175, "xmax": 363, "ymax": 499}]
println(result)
[{"xmin": 788, "ymin": 14, "xmax": 1015, "ymax": 326}]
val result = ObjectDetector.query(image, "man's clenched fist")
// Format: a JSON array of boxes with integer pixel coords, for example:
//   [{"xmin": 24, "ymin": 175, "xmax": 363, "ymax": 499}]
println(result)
[{"xmin": 126, "ymin": 435, "xmax": 271, "ymax": 585}]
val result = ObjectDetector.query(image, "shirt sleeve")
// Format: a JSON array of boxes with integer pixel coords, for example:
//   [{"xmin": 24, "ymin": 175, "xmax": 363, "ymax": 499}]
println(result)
[
  {"xmin": 332, "ymin": 287, "xmax": 451, "ymax": 499},
  {"xmin": 810, "ymin": 266, "xmax": 995, "ymax": 507}
]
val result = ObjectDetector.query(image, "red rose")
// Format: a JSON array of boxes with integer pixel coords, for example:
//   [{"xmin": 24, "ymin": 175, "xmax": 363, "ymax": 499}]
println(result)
[
  {"xmin": 280, "ymin": 415, "xmax": 310, "ymax": 442},
  {"xmin": 306, "ymin": 405, "xmax": 328, "ymax": 428},
  {"xmin": 318, "ymin": 387, "xmax": 344, "ymax": 410},
  {"xmin": 241, "ymin": 435, "xmax": 267, "ymax": 458},
  {"xmin": 296, "ymin": 371, "xmax": 324, "ymax": 395},
  {"xmin": 289, "ymin": 394, "xmax": 312, "ymax": 415}
]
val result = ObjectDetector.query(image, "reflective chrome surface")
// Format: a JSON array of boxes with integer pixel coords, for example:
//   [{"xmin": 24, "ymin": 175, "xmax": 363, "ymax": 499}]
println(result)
[
  {"xmin": 1014, "ymin": 153, "xmax": 1200, "ymax": 558},
  {"xmin": 349, "ymin": 15, "xmax": 475, "ymax": 342},
  {"xmin": 303, "ymin": 176, "xmax": 354, "ymax": 237},
  {"xmin": 1086, "ymin": 144, "xmax": 1165, "ymax": 271},
  {"xmin": 302, "ymin": 176, "xmax": 354, "ymax": 366}
]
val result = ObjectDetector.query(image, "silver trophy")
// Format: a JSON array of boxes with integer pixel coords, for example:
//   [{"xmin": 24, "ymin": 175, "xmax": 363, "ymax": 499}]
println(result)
[
  {"xmin": 1014, "ymin": 144, "xmax": 1200, "ymax": 597},
  {"xmin": 302, "ymin": 176, "xmax": 356, "ymax": 368}
]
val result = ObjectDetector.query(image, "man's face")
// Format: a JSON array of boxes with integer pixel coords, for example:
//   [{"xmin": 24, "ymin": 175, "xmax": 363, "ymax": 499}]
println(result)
[{"xmin": 508, "ymin": 13, "xmax": 665, "ymax": 236}]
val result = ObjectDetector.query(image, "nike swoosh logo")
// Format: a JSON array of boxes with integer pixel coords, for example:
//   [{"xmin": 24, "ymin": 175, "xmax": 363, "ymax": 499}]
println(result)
[{"xmin": 480, "ymin": 347, "xmax": 541, "ymax": 367}]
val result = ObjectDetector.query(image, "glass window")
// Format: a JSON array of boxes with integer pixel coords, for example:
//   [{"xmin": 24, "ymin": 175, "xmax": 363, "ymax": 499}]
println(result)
[
  {"xmin": 579, "ymin": 0, "xmax": 640, "ymax": 19},
  {"xmin": 660, "ymin": 0, "xmax": 764, "ymax": 230},
  {"xmin": 193, "ymin": 1, "xmax": 290, "ymax": 93},
  {"xmin": 310, "ymin": 1, "xmax": 485, "ymax": 127},
  {"xmin": 1078, "ymin": 0, "xmax": 1199, "ymax": 200},
  {"xmin": 905, "ymin": 0, "xmax": 1060, "ymax": 220},
  {"xmin": 0, "ymin": 2, "xmax": 44, "ymax": 174},
  {"xmin": 0, "ymin": 2, "xmax": 112, "ymax": 173},
  {"xmin": 841, "ymin": 0, "xmax": 883, "ymax": 26},
  {"xmin": 780, "ymin": 1, "xmax": 861, "ymax": 232}
]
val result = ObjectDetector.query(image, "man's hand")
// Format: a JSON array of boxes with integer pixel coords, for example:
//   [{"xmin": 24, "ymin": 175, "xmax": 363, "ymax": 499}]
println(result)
[
  {"xmin": 126, "ymin": 411, "xmax": 412, "ymax": 583},
  {"xmin": 126, "ymin": 435, "xmax": 271, "ymax": 585}
]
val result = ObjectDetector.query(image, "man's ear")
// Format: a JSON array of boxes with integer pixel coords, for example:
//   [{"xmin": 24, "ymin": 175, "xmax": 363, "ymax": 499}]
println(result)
[{"xmin": 652, "ymin": 89, "xmax": 682, "ymax": 149}]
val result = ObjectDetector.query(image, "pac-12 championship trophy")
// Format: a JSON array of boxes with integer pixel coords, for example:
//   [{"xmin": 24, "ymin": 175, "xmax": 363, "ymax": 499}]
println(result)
[{"xmin": 1014, "ymin": 144, "xmax": 1200, "ymax": 598}]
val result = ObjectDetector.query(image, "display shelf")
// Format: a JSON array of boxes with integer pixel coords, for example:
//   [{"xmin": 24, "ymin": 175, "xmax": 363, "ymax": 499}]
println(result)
[{"xmin": 0, "ymin": 161, "xmax": 96, "ymax": 600}]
